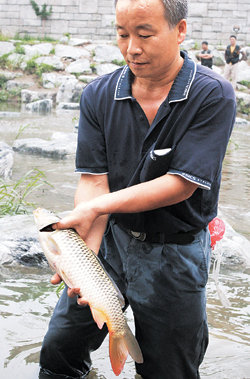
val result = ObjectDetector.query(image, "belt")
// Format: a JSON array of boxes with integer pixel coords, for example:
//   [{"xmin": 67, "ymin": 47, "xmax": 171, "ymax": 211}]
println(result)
[{"xmin": 124, "ymin": 227, "xmax": 203, "ymax": 245}]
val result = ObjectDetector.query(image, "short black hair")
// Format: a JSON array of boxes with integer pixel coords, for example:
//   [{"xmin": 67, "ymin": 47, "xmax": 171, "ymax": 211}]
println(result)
[
  {"xmin": 230, "ymin": 35, "xmax": 237, "ymax": 39},
  {"xmin": 202, "ymin": 41, "xmax": 208, "ymax": 45}
]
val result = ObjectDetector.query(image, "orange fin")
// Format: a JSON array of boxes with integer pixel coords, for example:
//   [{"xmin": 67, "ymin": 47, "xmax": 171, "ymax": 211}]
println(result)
[
  {"xmin": 109, "ymin": 334, "xmax": 128, "ymax": 376},
  {"xmin": 90, "ymin": 307, "xmax": 106, "ymax": 330}
]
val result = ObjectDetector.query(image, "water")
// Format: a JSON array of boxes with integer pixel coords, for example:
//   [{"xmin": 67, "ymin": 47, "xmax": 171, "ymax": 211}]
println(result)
[{"xmin": 0, "ymin": 111, "xmax": 249, "ymax": 378}]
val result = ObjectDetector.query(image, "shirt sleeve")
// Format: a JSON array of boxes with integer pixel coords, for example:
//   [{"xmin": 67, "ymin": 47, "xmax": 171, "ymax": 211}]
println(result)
[
  {"xmin": 168, "ymin": 83, "xmax": 236, "ymax": 190},
  {"xmin": 75, "ymin": 83, "xmax": 108, "ymax": 174}
]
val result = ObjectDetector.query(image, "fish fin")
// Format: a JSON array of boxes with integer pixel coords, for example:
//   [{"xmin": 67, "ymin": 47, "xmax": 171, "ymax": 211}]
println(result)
[
  {"xmin": 47, "ymin": 236, "xmax": 61, "ymax": 255},
  {"xmin": 123, "ymin": 326, "xmax": 143, "ymax": 364},
  {"xmin": 109, "ymin": 334, "xmax": 128, "ymax": 376},
  {"xmin": 90, "ymin": 307, "xmax": 106, "ymax": 330}
]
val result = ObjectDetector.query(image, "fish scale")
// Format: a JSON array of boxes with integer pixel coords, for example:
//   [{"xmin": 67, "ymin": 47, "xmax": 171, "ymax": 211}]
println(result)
[{"xmin": 33, "ymin": 208, "xmax": 143, "ymax": 376}]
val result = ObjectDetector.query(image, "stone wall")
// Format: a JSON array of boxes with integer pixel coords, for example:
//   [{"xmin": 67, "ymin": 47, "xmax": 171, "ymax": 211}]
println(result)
[{"xmin": 0, "ymin": 0, "xmax": 249, "ymax": 46}]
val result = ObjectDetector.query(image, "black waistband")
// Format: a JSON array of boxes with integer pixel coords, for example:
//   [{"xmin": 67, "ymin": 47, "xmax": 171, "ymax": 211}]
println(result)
[{"xmin": 119, "ymin": 225, "xmax": 203, "ymax": 245}]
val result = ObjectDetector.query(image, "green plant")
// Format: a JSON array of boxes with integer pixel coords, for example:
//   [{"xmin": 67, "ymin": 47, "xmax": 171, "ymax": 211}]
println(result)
[
  {"xmin": 0, "ymin": 74, "xmax": 8, "ymax": 89},
  {"xmin": 14, "ymin": 43, "xmax": 25, "ymax": 55},
  {"xmin": 111, "ymin": 59, "xmax": 126, "ymax": 66},
  {"xmin": 30, "ymin": 0, "xmax": 52, "ymax": 20},
  {"xmin": 0, "ymin": 169, "xmax": 52, "ymax": 216},
  {"xmin": 0, "ymin": 53, "xmax": 11, "ymax": 69},
  {"xmin": 238, "ymin": 80, "xmax": 250, "ymax": 89}
]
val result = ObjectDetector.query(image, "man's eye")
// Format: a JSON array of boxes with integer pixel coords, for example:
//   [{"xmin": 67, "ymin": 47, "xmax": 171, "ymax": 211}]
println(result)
[
  {"xmin": 139, "ymin": 35, "xmax": 152, "ymax": 39},
  {"xmin": 119, "ymin": 34, "xmax": 128, "ymax": 39}
]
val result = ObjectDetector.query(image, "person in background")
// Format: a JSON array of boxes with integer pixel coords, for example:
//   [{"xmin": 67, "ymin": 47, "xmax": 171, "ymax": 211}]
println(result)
[
  {"xmin": 224, "ymin": 35, "xmax": 240, "ymax": 90},
  {"xmin": 198, "ymin": 41, "xmax": 213, "ymax": 69},
  {"xmin": 38, "ymin": 0, "xmax": 236, "ymax": 378}
]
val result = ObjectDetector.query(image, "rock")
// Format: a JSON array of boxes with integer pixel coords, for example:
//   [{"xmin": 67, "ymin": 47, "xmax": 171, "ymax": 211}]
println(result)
[
  {"xmin": 56, "ymin": 78, "xmax": 85, "ymax": 104},
  {"xmin": 65, "ymin": 58, "xmax": 92, "ymax": 74},
  {"xmin": 95, "ymin": 63, "xmax": 120, "ymax": 76},
  {"xmin": 235, "ymin": 117, "xmax": 250, "ymax": 125},
  {"xmin": 78, "ymin": 74, "xmax": 98, "ymax": 83},
  {"xmin": 21, "ymin": 89, "xmax": 56, "ymax": 104},
  {"xmin": 0, "ymin": 111, "xmax": 21, "ymax": 118},
  {"xmin": 237, "ymin": 61, "xmax": 250, "ymax": 83},
  {"xmin": 68, "ymin": 38, "xmax": 91, "ymax": 46},
  {"xmin": 56, "ymin": 102, "xmax": 80, "ymax": 110},
  {"xmin": 55, "ymin": 44, "xmax": 90, "ymax": 60},
  {"xmin": 6, "ymin": 79, "xmax": 35, "ymax": 91},
  {"xmin": 0, "ymin": 70, "xmax": 22, "ymax": 80},
  {"xmin": 25, "ymin": 99, "xmax": 53, "ymax": 114},
  {"xmin": 94, "ymin": 44, "xmax": 124, "ymax": 63},
  {"xmin": 236, "ymin": 92, "xmax": 250, "ymax": 114},
  {"xmin": 212, "ymin": 49, "xmax": 225, "ymax": 66},
  {"xmin": 0, "ymin": 41, "xmax": 15, "ymax": 57},
  {"xmin": 180, "ymin": 39, "xmax": 196, "ymax": 51},
  {"xmin": 35, "ymin": 56, "xmax": 64, "ymax": 71},
  {"xmin": 12, "ymin": 133, "xmax": 77, "ymax": 159},
  {"xmin": 0, "ymin": 142, "xmax": 14, "ymax": 179},
  {"xmin": 41, "ymin": 72, "xmax": 75, "ymax": 89},
  {"xmin": 6, "ymin": 53, "xmax": 25, "ymax": 67},
  {"xmin": 23, "ymin": 43, "xmax": 53, "ymax": 57}
]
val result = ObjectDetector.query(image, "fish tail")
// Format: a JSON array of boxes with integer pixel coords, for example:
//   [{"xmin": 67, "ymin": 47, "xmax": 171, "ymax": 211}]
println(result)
[{"xmin": 109, "ymin": 326, "xmax": 143, "ymax": 376}]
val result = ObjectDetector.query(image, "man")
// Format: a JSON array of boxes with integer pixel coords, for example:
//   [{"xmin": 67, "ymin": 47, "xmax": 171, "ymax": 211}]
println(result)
[
  {"xmin": 39, "ymin": 0, "xmax": 236, "ymax": 378},
  {"xmin": 197, "ymin": 41, "xmax": 213, "ymax": 69},
  {"xmin": 224, "ymin": 35, "xmax": 240, "ymax": 89}
]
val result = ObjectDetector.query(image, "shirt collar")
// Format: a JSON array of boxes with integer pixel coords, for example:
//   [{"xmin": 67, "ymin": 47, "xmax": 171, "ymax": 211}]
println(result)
[{"xmin": 114, "ymin": 51, "xmax": 196, "ymax": 103}]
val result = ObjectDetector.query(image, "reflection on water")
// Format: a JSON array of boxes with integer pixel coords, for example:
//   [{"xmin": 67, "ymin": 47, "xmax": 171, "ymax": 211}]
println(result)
[{"xmin": 0, "ymin": 112, "xmax": 250, "ymax": 378}]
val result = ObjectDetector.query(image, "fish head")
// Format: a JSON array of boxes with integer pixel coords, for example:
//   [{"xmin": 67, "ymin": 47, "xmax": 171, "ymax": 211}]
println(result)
[{"xmin": 33, "ymin": 207, "xmax": 60, "ymax": 232}]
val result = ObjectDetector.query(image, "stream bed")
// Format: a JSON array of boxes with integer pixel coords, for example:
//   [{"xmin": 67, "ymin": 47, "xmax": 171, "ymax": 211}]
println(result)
[{"xmin": 0, "ymin": 111, "xmax": 249, "ymax": 378}]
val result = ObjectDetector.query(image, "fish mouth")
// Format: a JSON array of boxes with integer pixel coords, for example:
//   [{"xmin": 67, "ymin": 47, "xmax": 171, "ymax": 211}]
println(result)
[{"xmin": 33, "ymin": 208, "xmax": 61, "ymax": 232}]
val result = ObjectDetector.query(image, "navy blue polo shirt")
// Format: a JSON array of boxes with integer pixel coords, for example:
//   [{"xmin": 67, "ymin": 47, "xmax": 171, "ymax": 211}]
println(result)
[{"xmin": 76, "ymin": 51, "xmax": 236, "ymax": 234}]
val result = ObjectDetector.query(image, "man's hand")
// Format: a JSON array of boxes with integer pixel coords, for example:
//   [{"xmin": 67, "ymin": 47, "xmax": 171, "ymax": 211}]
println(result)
[{"xmin": 51, "ymin": 273, "xmax": 88, "ymax": 305}]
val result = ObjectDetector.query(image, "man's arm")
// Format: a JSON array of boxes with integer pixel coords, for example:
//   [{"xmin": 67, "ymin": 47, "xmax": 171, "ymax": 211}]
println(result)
[{"xmin": 56, "ymin": 173, "xmax": 198, "ymax": 240}]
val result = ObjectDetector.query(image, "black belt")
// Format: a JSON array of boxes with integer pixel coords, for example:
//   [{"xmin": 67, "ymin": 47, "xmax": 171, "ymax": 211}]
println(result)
[{"xmin": 123, "ymin": 227, "xmax": 203, "ymax": 245}]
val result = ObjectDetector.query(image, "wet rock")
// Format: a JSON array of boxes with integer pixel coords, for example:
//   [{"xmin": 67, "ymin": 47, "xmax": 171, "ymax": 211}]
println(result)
[
  {"xmin": 94, "ymin": 44, "xmax": 124, "ymax": 63},
  {"xmin": 55, "ymin": 44, "xmax": 90, "ymax": 60},
  {"xmin": 6, "ymin": 79, "xmax": 35, "ymax": 91},
  {"xmin": 56, "ymin": 78, "xmax": 85, "ymax": 104},
  {"xmin": 21, "ymin": 89, "xmax": 56, "ymax": 104},
  {"xmin": 0, "ymin": 41, "xmax": 15, "ymax": 56},
  {"xmin": 35, "ymin": 55, "xmax": 64, "ymax": 71},
  {"xmin": 65, "ymin": 58, "xmax": 92, "ymax": 74},
  {"xmin": 95, "ymin": 63, "xmax": 120, "ymax": 76},
  {"xmin": 235, "ymin": 117, "xmax": 250, "ymax": 126},
  {"xmin": 25, "ymin": 99, "xmax": 53, "ymax": 114},
  {"xmin": 56, "ymin": 102, "xmax": 80, "ymax": 110},
  {"xmin": 12, "ymin": 132, "xmax": 77, "ymax": 159},
  {"xmin": 0, "ymin": 70, "xmax": 22, "ymax": 80},
  {"xmin": 5, "ymin": 53, "xmax": 25, "ymax": 67},
  {"xmin": 236, "ymin": 92, "xmax": 250, "ymax": 115},
  {"xmin": 41, "ymin": 72, "xmax": 75, "ymax": 89},
  {"xmin": 68, "ymin": 38, "xmax": 91, "ymax": 46},
  {"xmin": 0, "ymin": 111, "xmax": 21, "ymax": 118},
  {"xmin": 0, "ymin": 142, "xmax": 14, "ymax": 180}
]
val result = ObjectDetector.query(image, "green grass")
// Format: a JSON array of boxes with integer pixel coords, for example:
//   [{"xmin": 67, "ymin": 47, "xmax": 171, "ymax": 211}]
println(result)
[{"xmin": 0, "ymin": 169, "xmax": 52, "ymax": 216}]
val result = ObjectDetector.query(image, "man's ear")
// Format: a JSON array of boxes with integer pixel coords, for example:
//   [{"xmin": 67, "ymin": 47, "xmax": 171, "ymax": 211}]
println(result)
[{"xmin": 177, "ymin": 19, "xmax": 187, "ymax": 45}]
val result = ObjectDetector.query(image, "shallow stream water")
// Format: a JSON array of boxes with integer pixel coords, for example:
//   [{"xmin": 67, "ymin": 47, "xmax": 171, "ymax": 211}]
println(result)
[{"xmin": 0, "ymin": 111, "xmax": 249, "ymax": 378}]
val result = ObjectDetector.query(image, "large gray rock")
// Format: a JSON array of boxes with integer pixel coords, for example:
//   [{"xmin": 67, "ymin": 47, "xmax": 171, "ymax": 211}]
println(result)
[
  {"xmin": 23, "ymin": 43, "xmax": 53, "ymax": 58},
  {"xmin": 21, "ymin": 89, "xmax": 56, "ymax": 104},
  {"xmin": 25, "ymin": 99, "xmax": 53, "ymax": 114},
  {"xmin": 0, "ymin": 41, "xmax": 15, "ymax": 57},
  {"xmin": 56, "ymin": 78, "xmax": 85, "ymax": 103},
  {"xmin": 95, "ymin": 63, "xmax": 120, "ymax": 76},
  {"xmin": 6, "ymin": 79, "xmax": 35, "ymax": 91},
  {"xmin": 56, "ymin": 102, "xmax": 80, "ymax": 110},
  {"xmin": 65, "ymin": 58, "xmax": 92, "ymax": 74},
  {"xmin": 0, "ymin": 142, "xmax": 14, "ymax": 179},
  {"xmin": 237, "ymin": 61, "xmax": 250, "ymax": 83},
  {"xmin": 55, "ymin": 44, "xmax": 90, "ymax": 60},
  {"xmin": 42, "ymin": 72, "xmax": 75, "ymax": 89},
  {"xmin": 35, "ymin": 55, "xmax": 64, "ymax": 71},
  {"xmin": 94, "ymin": 44, "xmax": 124, "ymax": 63},
  {"xmin": 12, "ymin": 132, "xmax": 77, "ymax": 159},
  {"xmin": 212, "ymin": 49, "xmax": 225, "ymax": 66}
]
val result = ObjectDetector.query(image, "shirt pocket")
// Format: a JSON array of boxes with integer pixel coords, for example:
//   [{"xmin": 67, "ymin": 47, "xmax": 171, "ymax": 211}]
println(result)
[{"xmin": 140, "ymin": 144, "xmax": 176, "ymax": 182}]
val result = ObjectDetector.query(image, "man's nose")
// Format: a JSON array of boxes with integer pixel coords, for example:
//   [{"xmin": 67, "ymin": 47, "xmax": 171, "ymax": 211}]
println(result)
[{"xmin": 127, "ymin": 37, "xmax": 142, "ymax": 55}]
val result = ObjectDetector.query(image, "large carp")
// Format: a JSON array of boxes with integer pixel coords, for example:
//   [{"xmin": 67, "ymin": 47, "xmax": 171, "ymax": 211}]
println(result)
[{"xmin": 33, "ymin": 208, "xmax": 143, "ymax": 376}]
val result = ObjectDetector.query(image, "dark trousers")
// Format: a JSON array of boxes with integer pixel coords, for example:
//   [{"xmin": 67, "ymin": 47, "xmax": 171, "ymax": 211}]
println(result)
[{"xmin": 39, "ymin": 221, "xmax": 211, "ymax": 379}]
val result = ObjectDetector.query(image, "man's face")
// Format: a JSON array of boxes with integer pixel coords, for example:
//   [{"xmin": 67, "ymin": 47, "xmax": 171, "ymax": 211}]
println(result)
[
  {"xmin": 230, "ymin": 37, "xmax": 236, "ymax": 46},
  {"xmin": 202, "ymin": 43, "xmax": 208, "ymax": 51},
  {"xmin": 115, "ymin": 0, "xmax": 186, "ymax": 80}
]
